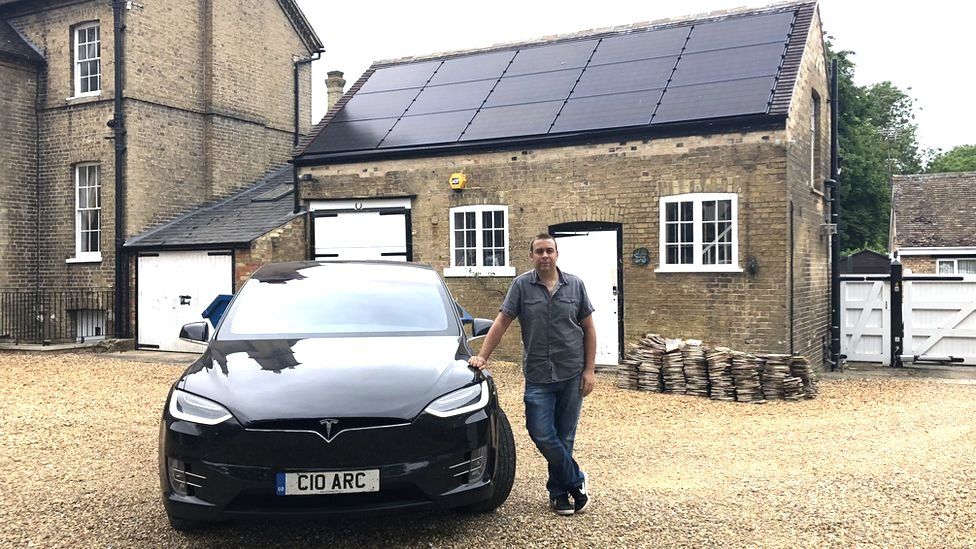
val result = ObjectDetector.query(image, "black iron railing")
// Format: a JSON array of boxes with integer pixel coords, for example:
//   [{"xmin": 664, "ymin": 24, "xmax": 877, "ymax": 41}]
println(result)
[{"xmin": 0, "ymin": 289, "xmax": 123, "ymax": 344}]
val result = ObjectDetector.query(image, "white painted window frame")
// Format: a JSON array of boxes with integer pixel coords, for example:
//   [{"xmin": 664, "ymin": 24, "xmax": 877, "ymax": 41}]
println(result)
[
  {"xmin": 444, "ymin": 205, "xmax": 515, "ymax": 277},
  {"xmin": 72, "ymin": 22, "xmax": 101, "ymax": 98},
  {"xmin": 656, "ymin": 193, "xmax": 742, "ymax": 273},
  {"xmin": 69, "ymin": 163, "xmax": 102, "ymax": 263},
  {"xmin": 937, "ymin": 258, "xmax": 976, "ymax": 275}
]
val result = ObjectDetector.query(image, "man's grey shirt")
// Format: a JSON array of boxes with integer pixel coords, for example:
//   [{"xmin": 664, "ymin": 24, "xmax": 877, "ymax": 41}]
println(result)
[{"xmin": 500, "ymin": 268, "xmax": 595, "ymax": 383}]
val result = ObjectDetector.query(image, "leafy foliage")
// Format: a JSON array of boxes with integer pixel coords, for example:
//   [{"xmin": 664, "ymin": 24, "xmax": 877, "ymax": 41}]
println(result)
[
  {"xmin": 829, "ymin": 44, "xmax": 923, "ymax": 255},
  {"xmin": 926, "ymin": 145, "xmax": 976, "ymax": 173}
]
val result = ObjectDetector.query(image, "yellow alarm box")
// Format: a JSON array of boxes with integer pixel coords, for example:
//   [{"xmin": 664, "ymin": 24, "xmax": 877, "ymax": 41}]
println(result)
[{"xmin": 450, "ymin": 172, "xmax": 466, "ymax": 191}]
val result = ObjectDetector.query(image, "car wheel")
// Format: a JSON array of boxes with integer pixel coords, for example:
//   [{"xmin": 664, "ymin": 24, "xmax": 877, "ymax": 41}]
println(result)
[{"xmin": 460, "ymin": 409, "xmax": 516, "ymax": 514}]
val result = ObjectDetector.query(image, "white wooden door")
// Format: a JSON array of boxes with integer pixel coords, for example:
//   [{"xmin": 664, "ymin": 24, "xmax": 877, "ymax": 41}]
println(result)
[
  {"xmin": 553, "ymin": 230, "xmax": 620, "ymax": 365},
  {"xmin": 313, "ymin": 210, "xmax": 408, "ymax": 261},
  {"xmin": 904, "ymin": 277, "xmax": 976, "ymax": 364},
  {"xmin": 137, "ymin": 251, "xmax": 232, "ymax": 352},
  {"xmin": 840, "ymin": 280, "xmax": 890, "ymax": 364}
]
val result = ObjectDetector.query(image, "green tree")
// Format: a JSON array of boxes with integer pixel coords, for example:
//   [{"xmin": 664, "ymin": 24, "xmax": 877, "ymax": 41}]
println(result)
[
  {"xmin": 828, "ymin": 44, "xmax": 923, "ymax": 255},
  {"xmin": 926, "ymin": 145, "xmax": 976, "ymax": 173}
]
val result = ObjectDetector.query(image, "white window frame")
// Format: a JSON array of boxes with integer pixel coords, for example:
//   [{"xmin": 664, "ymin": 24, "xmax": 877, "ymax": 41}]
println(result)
[
  {"xmin": 937, "ymin": 258, "xmax": 976, "ymax": 275},
  {"xmin": 656, "ymin": 193, "xmax": 742, "ymax": 273},
  {"xmin": 444, "ymin": 205, "xmax": 515, "ymax": 277},
  {"xmin": 68, "ymin": 163, "xmax": 102, "ymax": 263},
  {"xmin": 73, "ymin": 22, "xmax": 101, "ymax": 98}
]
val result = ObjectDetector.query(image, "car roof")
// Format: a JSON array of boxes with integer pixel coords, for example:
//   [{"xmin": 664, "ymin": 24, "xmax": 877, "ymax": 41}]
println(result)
[{"xmin": 250, "ymin": 261, "xmax": 437, "ymax": 283}]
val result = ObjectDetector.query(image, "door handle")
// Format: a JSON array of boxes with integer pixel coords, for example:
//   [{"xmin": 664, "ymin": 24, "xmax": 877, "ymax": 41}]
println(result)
[{"xmin": 612, "ymin": 286, "xmax": 618, "ymax": 296}]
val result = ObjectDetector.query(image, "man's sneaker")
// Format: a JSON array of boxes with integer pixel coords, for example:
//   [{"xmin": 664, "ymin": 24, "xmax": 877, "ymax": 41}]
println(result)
[
  {"xmin": 569, "ymin": 472, "xmax": 590, "ymax": 514},
  {"xmin": 549, "ymin": 495, "xmax": 574, "ymax": 516}
]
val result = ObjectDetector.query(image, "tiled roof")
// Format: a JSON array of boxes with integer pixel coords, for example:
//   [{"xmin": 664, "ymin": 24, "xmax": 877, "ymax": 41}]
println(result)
[
  {"xmin": 124, "ymin": 166, "xmax": 300, "ymax": 249},
  {"xmin": 892, "ymin": 171, "xmax": 976, "ymax": 248},
  {"xmin": 0, "ymin": 18, "xmax": 42, "ymax": 65},
  {"xmin": 296, "ymin": 1, "xmax": 818, "ymax": 164}
]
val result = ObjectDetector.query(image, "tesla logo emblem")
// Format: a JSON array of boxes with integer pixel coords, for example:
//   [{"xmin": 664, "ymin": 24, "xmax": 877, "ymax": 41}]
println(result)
[{"xmin": 319, "ymin": 419, "xmax": 339, "ymax": 439}]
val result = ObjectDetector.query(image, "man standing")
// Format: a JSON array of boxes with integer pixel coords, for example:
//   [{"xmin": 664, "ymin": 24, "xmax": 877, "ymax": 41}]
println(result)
[{"xmin": 469, "ymin": 233, "xmax": 596, "ymax": 516}]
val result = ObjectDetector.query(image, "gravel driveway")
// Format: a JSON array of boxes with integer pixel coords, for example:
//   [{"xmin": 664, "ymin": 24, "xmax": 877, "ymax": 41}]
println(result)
[{"xmin": 1, "ymin": 353, "xmax": 975, "ymax": 548}]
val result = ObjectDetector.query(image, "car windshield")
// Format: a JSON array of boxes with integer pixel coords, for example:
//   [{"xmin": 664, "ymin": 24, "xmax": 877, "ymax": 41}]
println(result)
[{"xmin": 218, "ymin": 263, "xmax": 458, "ymax": 339}]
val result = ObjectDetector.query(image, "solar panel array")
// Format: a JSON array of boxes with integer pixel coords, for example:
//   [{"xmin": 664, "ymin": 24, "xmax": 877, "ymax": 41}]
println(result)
[{"xmin": 307, "ymin": 10, "xmax": 798, "ymax": 155}]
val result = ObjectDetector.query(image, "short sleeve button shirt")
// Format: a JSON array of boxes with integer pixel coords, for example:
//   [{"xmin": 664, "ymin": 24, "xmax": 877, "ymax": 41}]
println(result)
[{"xmin": 500, "ymin": 268, "xmax": 595, "ymax": 383}]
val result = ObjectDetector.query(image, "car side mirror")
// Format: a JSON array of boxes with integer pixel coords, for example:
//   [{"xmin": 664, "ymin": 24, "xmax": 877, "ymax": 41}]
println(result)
[
  {"xmin": 179, "ymin": 321, "xmax": 210, "ymax": 344},
  {"xmin": 470, "ymin": 318, "xmax": 493, "ymax": 340}
]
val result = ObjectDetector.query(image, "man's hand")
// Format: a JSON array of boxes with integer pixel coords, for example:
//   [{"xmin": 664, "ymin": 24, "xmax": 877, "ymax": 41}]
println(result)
[
  {"xmin": 580, "ymin": 369, "xmax": 596, "ymax": 397},
  {"xmin": 468, "ymin": 356, "xmax": 488, "ymax": 370}
]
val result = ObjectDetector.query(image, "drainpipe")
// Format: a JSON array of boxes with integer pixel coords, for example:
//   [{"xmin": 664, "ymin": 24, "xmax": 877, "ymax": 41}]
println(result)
[
  {"xmin": 824, "ymin": 59, "xmax": 841, "ymax": 371},
  {"xmin": 111, "ymin": 0, "xmax": 128, "ymax": 338},
  {"xmin": 292, "ymin": 49, "xmax": 323, "ymax": 214}
]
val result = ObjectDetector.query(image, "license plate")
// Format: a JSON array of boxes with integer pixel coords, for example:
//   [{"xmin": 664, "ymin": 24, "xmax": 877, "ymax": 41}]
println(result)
[{"xmin": 275, "ymin": 470, "xmax": 379, "ymax": 495}]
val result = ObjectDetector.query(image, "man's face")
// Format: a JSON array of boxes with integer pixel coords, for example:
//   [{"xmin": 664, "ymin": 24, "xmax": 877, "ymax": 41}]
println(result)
[{"xmin": 530, "ymin": 238, "xmax": 558, "ymax": 273}]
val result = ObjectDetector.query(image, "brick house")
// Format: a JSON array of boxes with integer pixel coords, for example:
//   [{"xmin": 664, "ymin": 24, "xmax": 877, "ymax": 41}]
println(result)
[
  {"xmin": 891, "ymin": 171, "xmax": 976, "ymax": 275},
  {"xmin": 292, "ymin": 1, "xmax": 833, "ymax": 367},
  {"xmin": 0, "ymin": 0, "xmax": 321, "ymax": 347}
]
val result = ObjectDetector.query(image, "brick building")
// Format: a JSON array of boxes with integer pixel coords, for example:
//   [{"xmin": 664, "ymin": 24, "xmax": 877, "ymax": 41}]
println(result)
[
  {"xmin": 891, "ymin": 171, "xmax": 976, "ymax": 274},
  {"xmin": 293, "ymin": 1, "xmax": 833, "ymax": 367},
  {"xmin": 0, "ymin": 0, "xmax": 321, "ymax": 346}
]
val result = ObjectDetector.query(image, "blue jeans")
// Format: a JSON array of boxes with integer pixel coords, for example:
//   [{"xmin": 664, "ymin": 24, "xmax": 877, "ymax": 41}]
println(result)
[{"xmin": 524, "ymin": 375, "xmax": 585, "ymax": 499}]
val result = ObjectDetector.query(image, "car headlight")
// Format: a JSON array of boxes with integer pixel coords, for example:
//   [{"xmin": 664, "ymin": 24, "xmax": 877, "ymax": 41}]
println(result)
[
  {"xmin": 425, "ymin": 380, "xmax": 490, "ymax": 418},
  {"xmin": 168, "ymin": 389, "xmax": 233, "ymax": 425}
]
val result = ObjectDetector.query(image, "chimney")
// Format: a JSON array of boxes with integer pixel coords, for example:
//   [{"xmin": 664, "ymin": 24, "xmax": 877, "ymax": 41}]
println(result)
[{"xmin": 326, "ymin": 70, "xmax": 346, "ymax": 111}]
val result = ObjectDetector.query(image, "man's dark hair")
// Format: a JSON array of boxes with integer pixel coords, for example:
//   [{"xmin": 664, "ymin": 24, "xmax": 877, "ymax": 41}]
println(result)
[{"xmin": 529, "ymin": 233, "xmax": 557, "ymax": 252}]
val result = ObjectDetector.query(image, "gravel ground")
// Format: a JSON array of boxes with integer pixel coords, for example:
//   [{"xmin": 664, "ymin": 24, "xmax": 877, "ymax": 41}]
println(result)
[{"xmin": 1, "ymin": 353, "xmax": 975, "ymax": 548}]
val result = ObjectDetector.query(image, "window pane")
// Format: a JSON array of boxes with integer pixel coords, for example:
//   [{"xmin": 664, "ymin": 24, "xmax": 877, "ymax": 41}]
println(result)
[
  {"xmin": 703, "ymin": 201, "xmax": 715, "ymax": 222},
  {"xmin": 465, "ymin": 230, "xmax": 475, "ymax": 247},
  {"xmin": 666, "ymin": 224, "xmax": 677, "ymax": 243},
  {"xmin": 718, "ymin": 200, "xmax": 732, "ymax": 221},
  {"xmin": 483, "ymin": 230, "xmax": 493, "ymax": 247},
  {"xmin": 494, "ymin": 211, "xmax": 504, "ymax": 227},
  {"xmin": 704, "ymin": 223, "xmax": 715, "ymax": 243},
  {"xmin": 464, "ymin": 212, "xmax": 475, "ymax": 227},
  {"xmin": 681, "ymin": 202, "xmax": 693, "ymax": 221},
  {"xmin": 88, "ymin": 231, "xmax": 99, "ymax": 253},
  {"xmin": 482, "ymin": 210, "xmax": 492, "ymax": 228},
  {"xmin": 938, "ymin": 261, "xmax": 954, "ymax": 274},
  {"xmin": 666, "ymin": 202, "xmax": 677, "ymax": 222},
  {"xmin": 465, "ymin": 249, "xmax": 476, "ymax": 266},
  {"xmin": 959, "ymin": 260, "xmax": 976, "ymax": 274},
  {"xmin": 455, "ymin": 250, "xmax": 465, "ymax": 266},
  {"xmin": 681, "ymin": 223, "xmax": 693, "ymax": 242},
  {"xmin": 667, "ymin": 245, "xmax": 677, "ymax": 265},
  {"xmin": 680, "ymin": 245, "xmax": 693, "ymax": 264},
  {"xmin": 496, "ymin": 250, "xmax": 506, "ymax": 266},
  {"xmin": 454, "ymin": 212, "xmax": 464, "ymax": 228}
]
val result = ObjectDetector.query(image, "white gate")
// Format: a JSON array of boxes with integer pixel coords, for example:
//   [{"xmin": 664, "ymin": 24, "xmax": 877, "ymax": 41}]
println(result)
[
  {"xmin": 553, "ymin": 229, "xmax": 620, "ymax": 366},
  {"xmin": 904, "ymin": 277, "xmax": 976, "ymax": 365},
  {"xmin": 137, "ymin": 251, "xmax": 233, "ymax": 352},
  {"xmin": 840, "ymin": 280, "xmax": 891, "ymax": 365}
]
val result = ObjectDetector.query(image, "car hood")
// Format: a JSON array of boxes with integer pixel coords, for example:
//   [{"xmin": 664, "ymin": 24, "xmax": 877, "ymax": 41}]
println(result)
[{"xmin": 179, "ymin": 336, "xmax": 480, "ymax": 424}]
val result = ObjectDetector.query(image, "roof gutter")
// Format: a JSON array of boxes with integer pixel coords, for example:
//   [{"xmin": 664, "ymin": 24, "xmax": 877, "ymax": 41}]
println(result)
[{"xmin": 292, "ymin": 113, "xmax": 788, "ymax": 167}]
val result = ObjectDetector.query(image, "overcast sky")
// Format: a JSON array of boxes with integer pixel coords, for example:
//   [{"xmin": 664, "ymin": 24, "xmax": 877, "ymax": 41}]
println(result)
[{"xmin": 295, "ymin": 0, "xmax": 973, "ymax": 155}]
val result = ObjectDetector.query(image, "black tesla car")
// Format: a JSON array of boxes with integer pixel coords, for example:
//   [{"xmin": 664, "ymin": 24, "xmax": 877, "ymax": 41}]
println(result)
[{"xmin": 158, "ymin": 261, "xmax": 515, "ymax": 530}]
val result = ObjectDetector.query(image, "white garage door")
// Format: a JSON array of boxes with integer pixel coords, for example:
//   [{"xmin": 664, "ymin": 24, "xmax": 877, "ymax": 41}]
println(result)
[
  {"xmin": 137, "ymin": 251, "xmax": 233, "ymax": 352},
  {"xmin": 553, "ymin": 228, "xmax": 621, "ymax": 366},
  {"xmin": 311, "ymin": 199, "xmax": 411, "ymax": 261}
]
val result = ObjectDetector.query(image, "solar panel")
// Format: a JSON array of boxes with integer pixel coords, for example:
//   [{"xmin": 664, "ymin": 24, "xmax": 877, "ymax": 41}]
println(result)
[
  {"xmin": 572, "ymin": 56, "xmax": 677, "ymax": 98},
  {"xmin": 684, "ymin": 11, "xmax": 795, "ymax": 53},
  {"xmin": 330, "ymin": 88, "xmax": 420, "ymax": 122},
  {"xmin": 303, "ymin": 118, "xmax": 396, "ymax": 153},
  {"xmin": 670, "ymin": 42, "xmax": 785, "ymax": 88},
  {"xmin": 551, "ymin": 90, "xmax": 661, "ymax": 133},
  {"xmin": 356, "ymin": 60, "xmax": 441, "ymax": 93},
  {"xmin": 379, "ymin": 110, "xmax": 475, "ymax": 148},
  {"xmin": 405, "ymin": 79, "xmax": 497, "ymax": 115},
  {"xmin": 652, "ymin": 76, "xmax": 776, "ymax": 124},
  {"xmin": 588, "ymin": 26, "xmax": 690, "ymax": 66},
  {"xmin": 483, "ymin": 69, "xmax": 582, "ymax": 108},
  {"xmin": 427, "ymin": 50, "xmax": 516, "ymax": 86},
  {"xmin": 505, "ymin": 39, "xmax": 598, "ymax": 76},
  {"xmin": 460, "ymin": 101, "xmax": 564, "ymax": 141}
]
